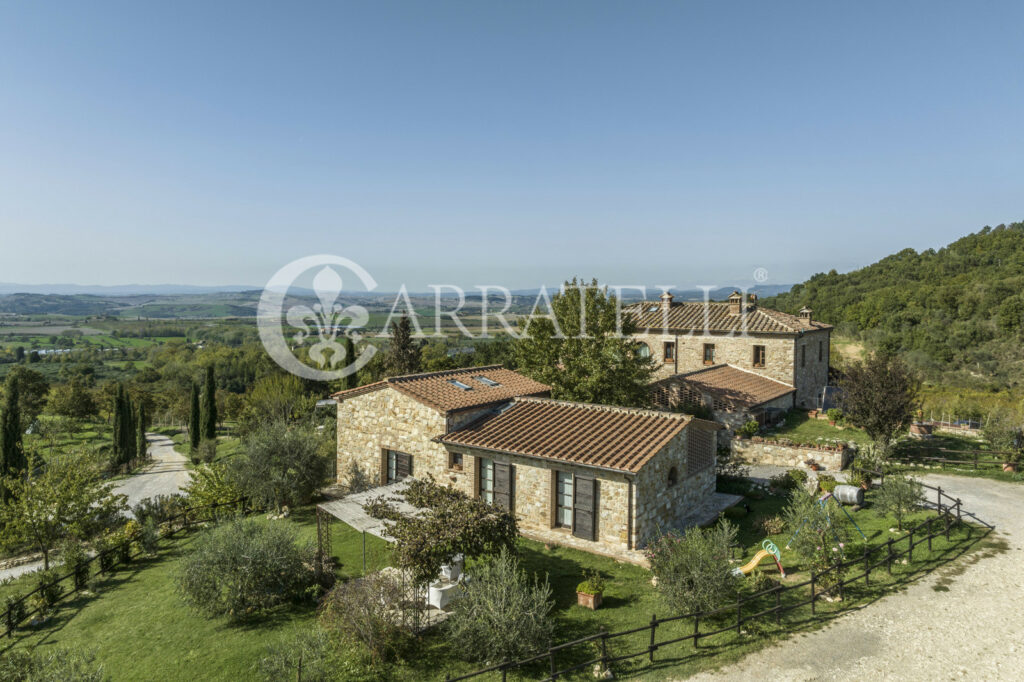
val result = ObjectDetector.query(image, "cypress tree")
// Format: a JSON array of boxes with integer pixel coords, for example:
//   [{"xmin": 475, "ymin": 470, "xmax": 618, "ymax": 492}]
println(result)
[
  {"xmin": 201, "ymin": 366, "xmax": 217, "ymax": 441},
  {"xmin": 124, "ymin": 393, "xmax": 137, "ymax": 464},
  {"xmin": 343, "ymin": 336, "xmax": 358, "ymax": 390},
  {"xmin": 1, "ymin": 377, "xmax": 25, "ymax": 500},
  {"xmin": 137, "ymin": 404, "xmax": 147, "ymax": 461},
  {"xmin": 189, "ymin": 382, "xmax": 201, "ymax": 453},
  {"xmin": 112, "ymin": 384, "xmax": 123, "ymax": 465}
]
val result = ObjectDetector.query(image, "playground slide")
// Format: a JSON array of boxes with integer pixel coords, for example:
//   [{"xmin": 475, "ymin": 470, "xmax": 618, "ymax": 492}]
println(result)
[{"xmin": 736, "ymin": 549, "xmax": 772, "ymax": 575}]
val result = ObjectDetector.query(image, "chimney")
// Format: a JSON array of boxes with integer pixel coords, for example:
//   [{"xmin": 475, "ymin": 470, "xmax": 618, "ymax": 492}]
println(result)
[
  {"xmin": 799, "ymin": 307, "xmax": 813, "ymax": 322},
  {"xmin": 748, "ymin": 293, "xmax": 758, "ymax": 310},
  {"xmin": 728, "ymin": 291, "xmax": 743, "ymax": 315},
  {"xmin": 660, "ymin": 290, "xmax": 674, "ymax": 311}
]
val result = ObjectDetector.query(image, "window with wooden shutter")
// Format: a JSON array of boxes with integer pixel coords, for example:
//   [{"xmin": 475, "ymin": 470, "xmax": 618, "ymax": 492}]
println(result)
[
  {"xmin": 493, "ymin": 462, "xmax": 514, "ymax": 512},
  {"xmin": 572, "ymin": 476, "xmax": 598, "ymax": 541},
  {"xmin": 385, "ymin": 450, "xmax": 413, "ymax": 484}
]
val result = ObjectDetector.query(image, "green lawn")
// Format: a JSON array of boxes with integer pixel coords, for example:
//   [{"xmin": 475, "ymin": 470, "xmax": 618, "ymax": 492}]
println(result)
[
  {"xmin": 0, "ymin": 488, "xmax": 993, "ymax": 681},
  {"xmin": 762, "ymin": 411, "xmax": 873, "ymax": 448}
]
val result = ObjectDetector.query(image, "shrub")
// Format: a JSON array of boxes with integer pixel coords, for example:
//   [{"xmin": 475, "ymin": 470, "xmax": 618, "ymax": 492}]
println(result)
[
  {"xmin": 722, "ymin": 505, "xmax": 747, "ymax": 521},
  {"xmin": 183, "ymin": 463, "xmax": 245, "ymax": 518},
  {"xmin": 35, "ymin": 568, "xmax": 65, "ymax": 609},
  {"xmin": 59, "ymin": 540, "xmax": 90, "ymax": 590},
  {"xmin": 258, "ymin": 628, "xmax": 339, "ymax": 682},
  {"xmin": 4, "ymin": 595, "xmax": 26, "ymax": 632},
  {"xmin": 768, "ymin": 472, "xmax": 795, "ymax": 490},
  {"xmin": 782, "ymin": 488, "xmax": 850, "ymax": 593},
  {"xmin": 646, "ymin": 520, "xmax": 741, "ymax": 614},
  {"xmin": 139, "ymin": 517, "xmax": 161, "ymax": 555},
  {"xmin": 874, "ymin": 474, "xmax": 924, "ymax": 531},
  {"xmin": 788, "ymin": 468, "xmax": 809, "ymax": 488},
  {"xmin": 0, "ymin": 647, "xmax": 105, "ymax": 682},
  {"xmin": 132, "ymin": 494, "xmax": 188, "ymax": 527},
  {"xmin": 826, "ymin": 408, "xmax": 843, "ymax": 423},
  {"xmin": 178, "ymin": 517, "xmax": 316, "ymax": 619},
  {"xmin": 753, "ymin": 513, "xmax": 786, "ymax": 536},
  {"xmin": 232, "ymin": 420, "xmax": 328, "ymax": 511},
  {"xmin": 846, "ymin": 469, "xmax": 867, "ymax": 489},
  {"xmin": 320, "ymin": 571, "xmax": 416, "ymax": 663},
  {"xmin": 818, "ymin": 474, "xmax": 838, "ymax": 494},
  {"xmin": 737, "ymin": 420, "xmax": 760, "ymax": 438},
  {"xmin": 443, "ymin": 548, "xmax": 555, "ymax": 664},
  {"xmin": 576, "ymin": 569, "xmax": 605, "ymax": 596}
]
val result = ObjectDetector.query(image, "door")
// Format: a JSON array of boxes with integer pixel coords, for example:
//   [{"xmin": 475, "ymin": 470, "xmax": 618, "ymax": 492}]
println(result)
[
  {"xmin": 386, "ymin": 450, "xmax": 413, "ymax": 484},
  {"xmin": 572, "ymin": 476, "xmax": 598, "ymax": 541}
]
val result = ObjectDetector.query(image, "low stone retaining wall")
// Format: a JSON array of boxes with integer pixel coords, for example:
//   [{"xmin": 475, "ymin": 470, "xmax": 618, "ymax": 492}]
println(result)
[{"xmin": 731, "ymin": 438, "xmax": 855, "ymax": 471}]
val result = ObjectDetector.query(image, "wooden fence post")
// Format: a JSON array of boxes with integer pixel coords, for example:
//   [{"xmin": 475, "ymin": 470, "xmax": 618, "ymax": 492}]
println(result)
[
  {"xmin": 774, "ymin": 587, "xmax": 782, "ymax": 625},
  {"xmin": 502, "ymin": 659, "xmax": 509, "ymax": 682},
  {"xmin": 945, "ymin": 511, "xmax": 951, "ymax": 541},
  {"xmin": 936, "ymin": 486, "xmax": 942, "ymax": 514},
  {"xmin": 693, "ymin": 613, "xmax": 701, "ymax": 649},
  {"xmin": 736, "ymin": 594, "xmax": 742, "ymax": 635},
  {"xmin": 956, "ymin": 499, "xmax": 962, "ymax": 526},
  {"xmin": 810, "ymin": 570, "xmax": 816, "ymax": 615},
  {"xmin": 907, "ymin": 526, "xmax": 914, "ymax": 563},
  {"xmin": 549, "ymin": 647, "xmax": 557, "ymax": 680},
  {"xmin": 649, "ymin": 614, "xmax": 657, "ymax": 662},
  {"xmin": 886, "ymin": 539, "xmax": 894, "ymax": 574},
  {"xmin": 927, "ymin": 517, "xmax": 933, "ymax": 552},
  {"xmin": 863, "ymin": 544, "xmax": 870, "ymax": 585}
]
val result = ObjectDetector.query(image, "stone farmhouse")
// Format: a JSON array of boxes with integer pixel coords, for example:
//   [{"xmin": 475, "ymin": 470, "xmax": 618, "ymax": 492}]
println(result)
[
  {"xmin": 626, "ymin": 291, "xmax": 832, "ymax": 430},
  {"xmin": 333, "ymin": 365, "xmax": 722, "ymax": 562}
]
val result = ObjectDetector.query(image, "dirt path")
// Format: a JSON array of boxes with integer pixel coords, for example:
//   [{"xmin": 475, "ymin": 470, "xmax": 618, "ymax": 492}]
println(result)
[
  {"xmin": 686, "ymin": 474, "xmax": 1023, "ymax": 681},
  {"xmin": 0, "ymin": 434, "xmax": 188, "ymax": 582}
]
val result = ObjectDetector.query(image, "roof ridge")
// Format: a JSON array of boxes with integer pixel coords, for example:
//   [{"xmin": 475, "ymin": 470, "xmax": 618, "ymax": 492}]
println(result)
[
  {"xmin": 514, "ymin": 396, "xmax": 690, "ymax": 421},
  {"xmin": 386, "ymin": 364, "xmax": 504, "ymax": 383}
]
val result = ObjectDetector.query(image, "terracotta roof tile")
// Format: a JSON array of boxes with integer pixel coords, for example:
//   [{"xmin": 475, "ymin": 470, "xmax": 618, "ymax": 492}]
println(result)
[
  {"xmin": 652, "ymin": 364, "xmax": 795, "ymax": 409},
  {"xmin": 331, "ymin": 366, "xmax": 550, "ymax": 414},
  {"xmin": 626, "ymin": 301, "xmax": 831, "ymax": 335},
  {"xmin": 439, "ymin": 397, "xmax": 720, "ymax": 474}
]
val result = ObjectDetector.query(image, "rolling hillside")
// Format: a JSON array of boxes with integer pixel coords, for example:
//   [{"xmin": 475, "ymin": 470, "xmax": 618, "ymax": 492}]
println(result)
[{"xmin": 763, "ymin": 221, "xmax": 1024, "ymax": 389}]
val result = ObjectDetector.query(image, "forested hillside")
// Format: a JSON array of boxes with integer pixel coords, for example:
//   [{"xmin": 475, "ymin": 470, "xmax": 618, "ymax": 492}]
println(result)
[{"xmin": 764, "ymin": 221, "xmax": 1024, "ymax": 389}]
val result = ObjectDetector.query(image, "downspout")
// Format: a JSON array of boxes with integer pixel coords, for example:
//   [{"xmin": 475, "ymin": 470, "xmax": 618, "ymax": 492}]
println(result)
[{"xmin": 627, "ymin": 475, "xmax": 634, "ymax": 551}]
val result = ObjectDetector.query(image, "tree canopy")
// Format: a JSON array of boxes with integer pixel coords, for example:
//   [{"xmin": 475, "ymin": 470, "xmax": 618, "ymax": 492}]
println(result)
[{"xmin": 513, "ymin": 278, "xmax": 653, "ymax": 407}]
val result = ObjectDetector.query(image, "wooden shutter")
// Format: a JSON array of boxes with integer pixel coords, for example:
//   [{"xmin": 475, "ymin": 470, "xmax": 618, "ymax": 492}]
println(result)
[
  {"xmin": 395, "ymin": 452, "xmax": 413, "ymax": 480},
  {"xmin": 379, "ymin": 450, "xmax": 388, "ymax": 485},
  {"xmin": 493, "ymin": 462, "xmax": 514, "ymax": 512},
  {"xmin": 572, "ymin": 476, "xmax": 598, "ymax": 541}
]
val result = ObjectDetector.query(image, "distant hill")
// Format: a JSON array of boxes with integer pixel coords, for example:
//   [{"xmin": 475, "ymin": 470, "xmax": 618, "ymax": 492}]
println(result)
[
  {"xmin": 762, "ymin": 221, "xmax": 1024, "ymax": 388},
  {"xmin": 0, "ymin": 283, "xmax": 258, "ymax": 296}
]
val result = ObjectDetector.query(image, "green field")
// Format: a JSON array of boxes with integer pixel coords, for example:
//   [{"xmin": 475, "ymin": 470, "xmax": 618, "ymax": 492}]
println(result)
[{"xmin": 762, "ymin": 411, "xmax": 874, "ymax": 448}]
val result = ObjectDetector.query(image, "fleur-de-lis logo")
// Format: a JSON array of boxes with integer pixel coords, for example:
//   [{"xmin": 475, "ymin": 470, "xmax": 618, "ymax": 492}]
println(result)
[{"xmin": 258, "ymin": 255, "xmax": 378, "ymax": 381}]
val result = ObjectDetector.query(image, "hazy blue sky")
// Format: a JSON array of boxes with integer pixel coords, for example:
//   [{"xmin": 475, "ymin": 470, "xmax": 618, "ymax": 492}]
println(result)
[{"xmin": 1, "ymin": 1, "xmax": 1022, "ymax": 291}]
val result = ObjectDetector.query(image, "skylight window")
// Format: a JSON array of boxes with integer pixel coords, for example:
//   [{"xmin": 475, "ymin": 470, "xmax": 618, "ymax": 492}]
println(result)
[
  {"xmin": 474, "ymin": 376, "xmax": 501, "ymax": 387},
  {"xmin": 448, "ymin": 379, "xmax": 472, "ymax": 391},
  {"xmin": 647, "ymin": 305, "xmax": 659, "ymax": 312}
]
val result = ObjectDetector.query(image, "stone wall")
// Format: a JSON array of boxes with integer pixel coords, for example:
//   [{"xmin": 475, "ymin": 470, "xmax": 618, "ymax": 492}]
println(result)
[
  {"xmin": 730, "ymin": 438, "xmax": 854, "ymax": 471},
  {"xmin": 632, "ymin": 426, "xmax": 716, "ymax": 546},
  {"xmin": 634, "ymin": 330, "xmax": 797, "ymax": 384},
  {"xmin": 336, "ymin": 388, "xmax": 455, "ymax": 489},
  {"xmin": 793, "ymin": 329, "xmax": 830, "ymax": 409}
]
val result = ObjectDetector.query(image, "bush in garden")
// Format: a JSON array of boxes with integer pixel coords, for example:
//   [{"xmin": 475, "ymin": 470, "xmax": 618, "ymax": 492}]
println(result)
[
  {"xmin": 59, "ymin": 539, "xmax": 90, "ymax": 590},
  {"xmin": 319, "ymin": 571, "xmax": 415, "ymax": 663},
  {"xmin": 35, "ymin": 568, "xmax": 65, "ymax": 609},
  {"xmin": 0, "ymin": 647, "xmax": 105, "ymax": 682},
  {"xmin": 646, "ymin": 520, "xmax": 741, "ymax": 615},
  {"xmin": 753, "ymin": 513, "xmax": 786, "ymax": 536},
  {"xmin": 783, "ymin": 488, "xmax": 850, "ymax": 592},
  {"xmin": 874, "ymin": 474, "xmax": 924, "ymax": 531},
  {"xmin": 231, "ymin": 419, "xmax": 328, "ymax": 511},
  {"xmin": 443, "ymin": 548, "xmax": 554, "ymax": 663},
  {"xmin": 768, "ymin": 472, "xmax": 796, "ymax": 490},
  {"xmin": 139, "ymin": 517, "xmax": 161, "ymax": 555},
  {"xmin": 257, "ymin": 628, "xmax": 339, "ymax": 682},
  {"xmin": 132, "ymin": 494, "xmax": 187, "ymax": 527},
  {"xmin": 4, "ymin": 595, "xmax": 27, "ymax": 632},
  {"xmin": 818, "ymin": 474, "xmax": 838, "ymax": 494},
  {"xmin": 178, "ymin": 517, "xmax": 316, "ymax": 620},
  {"xmin": 788, "ymin": 468, "xmax": 809, "ymax": 488},
  {"xmin": 183, "ymin": 463, "xmax": 245, "ymax": 518},
  {"xmin": 737, "ymin": 420, "xmax": 760, "ymax": 438}
]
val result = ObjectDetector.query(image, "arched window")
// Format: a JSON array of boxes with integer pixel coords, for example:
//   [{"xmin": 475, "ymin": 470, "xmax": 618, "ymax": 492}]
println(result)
[
  {"xmin": 635, "ymin": 342, "xmax": 650, "ymax": 359},
  {"xmin": 667, "ymin": 466, "xmax": 678, "ymax": 487}
]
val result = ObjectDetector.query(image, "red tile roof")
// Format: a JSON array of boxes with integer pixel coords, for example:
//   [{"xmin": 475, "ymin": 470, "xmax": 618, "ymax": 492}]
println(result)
[
  {"xmin": 626, "ymin": 301, "xmax": 831, "ymax": 335},
  {"xmin": 330, "ymin": 366, "xmax": 551, "ymax": 414},
  {"xmin": 652, "ymin": 364, "xmax": 795, "ymax": 409},
  {"xmin": 439, "ymin": 397, "xmax": 720, "ymax": 474}
]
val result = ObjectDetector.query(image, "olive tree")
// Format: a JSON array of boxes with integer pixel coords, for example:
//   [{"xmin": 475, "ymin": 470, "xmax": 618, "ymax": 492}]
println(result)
[
  {"xmin": 231, "ymin": 419, "xmax": 329, "ymax": 511},
  {"xmin": 645, "ymin": 519, "xmax": 740, "ymax": 614},
  {"xmin": 874, "ymin": 474, "xmax": 924, "ymax": 531}
]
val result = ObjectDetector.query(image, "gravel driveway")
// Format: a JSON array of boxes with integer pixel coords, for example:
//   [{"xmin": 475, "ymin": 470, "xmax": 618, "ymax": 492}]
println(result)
[
  {"xmin": 0, "ymin": 433, "xmax": 189, "ymax": 582},
  {"xmin": 685, "ymin": 473, "xmax": 1023, "ymax": 681}
]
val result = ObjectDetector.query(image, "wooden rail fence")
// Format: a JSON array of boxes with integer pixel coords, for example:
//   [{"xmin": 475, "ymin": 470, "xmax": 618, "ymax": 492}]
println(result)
[{"xmin": 444, "ymin": 477, "xmax": 994, "ymax": 682}]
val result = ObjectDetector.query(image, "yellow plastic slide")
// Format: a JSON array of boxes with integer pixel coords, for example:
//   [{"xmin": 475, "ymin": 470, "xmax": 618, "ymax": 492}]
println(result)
[{"xmin": 737, "ymin": 549, "xmax": 772, "ymax": 575}]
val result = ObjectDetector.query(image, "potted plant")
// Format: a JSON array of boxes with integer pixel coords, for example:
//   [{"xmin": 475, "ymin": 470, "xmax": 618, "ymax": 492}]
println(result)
[
  {"xmin": 805, "ymin": 458, "xmax": 821, "ymax": 472},
  {"xmin": 826, "ymin": 408, "xmax": 843, "ymax": 427},
  {"xmin": 576, "ymin": 569, "xmax": 606, "ymax": 610}
]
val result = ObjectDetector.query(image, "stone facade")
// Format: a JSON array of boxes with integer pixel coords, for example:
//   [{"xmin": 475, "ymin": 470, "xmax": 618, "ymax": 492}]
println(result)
[
  {"xmin": 337, "ymin": 385, "xmax": 720, "ymax": 563},
  {"xmin": 634, "ymin": 328, "xmax": 829, "ymax": 410},
  {"xmin": 730, "ymin": 438, "xmax": 854, "ymax": 472}
]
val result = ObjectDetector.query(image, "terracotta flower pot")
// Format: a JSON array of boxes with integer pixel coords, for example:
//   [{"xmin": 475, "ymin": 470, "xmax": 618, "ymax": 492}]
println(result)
[
  {"xmin": 1003, "ymin": 462, "xmax": 1019, "ymax": 473},
  {"xmin": 577, "ymin": 591, "xmax": 602, "ymax": 610}
]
